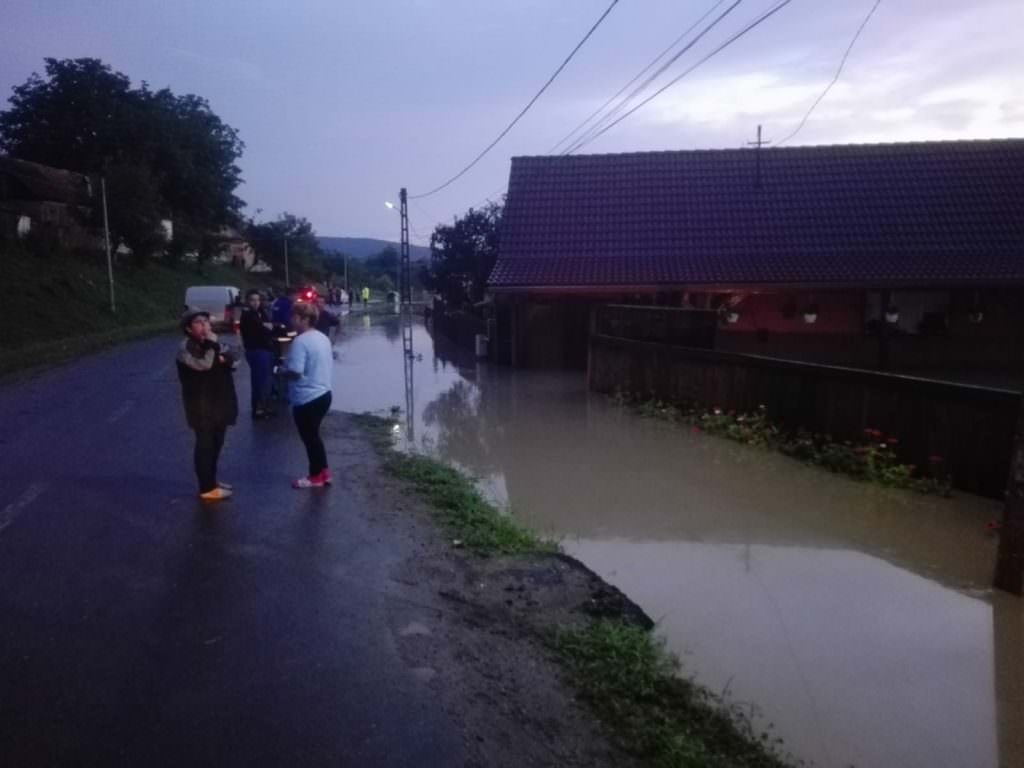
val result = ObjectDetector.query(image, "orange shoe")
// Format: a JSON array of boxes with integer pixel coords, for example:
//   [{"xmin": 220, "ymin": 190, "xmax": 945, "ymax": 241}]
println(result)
[{"xmin": 200, "ymin": 487, "xmax": 233, "ymax": 502}]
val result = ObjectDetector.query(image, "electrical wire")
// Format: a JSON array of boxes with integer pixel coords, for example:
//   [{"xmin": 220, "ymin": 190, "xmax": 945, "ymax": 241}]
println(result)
[
  {"xmin": 409, "ymin": 0, "xmax": 621, "ymax": 200},
  {"xmin": 568, "ymin": 0, "xmax": 796, "ymax": 154},
  {"xmin": 775, "ymin": 0, "xmax": 882, "ymax": 146},
  {"xmin": 561, "ymin": 0, "xmax": 745, "ymax": 156},
  {"xmin": 547, "ymin": 0, "xmax": 730, "ymax": 154}
]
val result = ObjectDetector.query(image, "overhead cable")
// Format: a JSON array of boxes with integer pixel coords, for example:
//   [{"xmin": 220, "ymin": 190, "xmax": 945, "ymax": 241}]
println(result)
[
  {"xmin": 562, "ymin": 0, "xmax": 744, "ymax": 155},
  {"xmin": 568, "ymin": 0, "xmax": 796, "ymax": 154},
  {"xmin": 547, "ymin": 0, "xmax": 730, "ymax": 154},
  {"xmin": 409, "ymin": 0, "xmax": 621, "ymax": 200},
  {"xmin": 775, "ymin": 0, "xmax": 883, "ymax": 146}
]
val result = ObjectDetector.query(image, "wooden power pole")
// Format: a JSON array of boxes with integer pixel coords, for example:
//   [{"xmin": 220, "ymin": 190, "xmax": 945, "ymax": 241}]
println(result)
[{"xmin": 995, "ymin": 389, "xmax": 1024, "ymax": 594}]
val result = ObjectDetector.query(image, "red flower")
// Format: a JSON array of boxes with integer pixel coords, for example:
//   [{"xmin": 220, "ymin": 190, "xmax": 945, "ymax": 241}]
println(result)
[
  {"xmin": 887, "ymin": 438, "xmax": 899, "ymax": 446},
  {"xmin": 691, "ymin": 426, "xmax": 702, "ymax": 433},
  {"xmin": 986, "ymin": 520, "xmax": 1002, "ymax": 531},
  {"xmin": 928, "ymin": 455, "xmax": 944, "ymax": 464}
]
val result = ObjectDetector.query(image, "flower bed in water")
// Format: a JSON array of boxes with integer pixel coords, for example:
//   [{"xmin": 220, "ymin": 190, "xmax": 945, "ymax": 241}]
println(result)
[{"xmin": 612, "ymin": 393, "xmax": 952, "ymax": 497}]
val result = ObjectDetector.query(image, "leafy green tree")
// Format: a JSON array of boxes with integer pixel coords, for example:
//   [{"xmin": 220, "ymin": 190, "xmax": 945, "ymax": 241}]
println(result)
[
  {"xmin": 101, "ymin": 159, "xmax": 166, "ymax": 264},
  {"xmin": 423, "ymin": 201, "xmax": 502, "ymax": 309},
  {"xmin": 0, "ymin": 57, "xmax": 244, "ymax": 255},
  {"xmin": 247, "ymin": 213, "xmax": 324, "ymax": 284}
]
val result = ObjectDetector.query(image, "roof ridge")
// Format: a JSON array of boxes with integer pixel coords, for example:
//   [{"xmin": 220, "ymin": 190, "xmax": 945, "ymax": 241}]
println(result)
[{"xmin": 513, "ymin": 137, "xmax": 1024, "ymax": 162}]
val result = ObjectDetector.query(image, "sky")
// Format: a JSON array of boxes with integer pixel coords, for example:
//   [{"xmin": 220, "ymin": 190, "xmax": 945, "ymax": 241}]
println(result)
[{"xmin": 1, "ymin": 0, "xmax": 1021, "ymax": 245}]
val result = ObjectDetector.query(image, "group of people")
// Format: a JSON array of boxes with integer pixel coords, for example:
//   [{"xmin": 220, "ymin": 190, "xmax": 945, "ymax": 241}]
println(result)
[{"xmin": 176, "ymin": 288, "xmax": 338, "ymax": 503}]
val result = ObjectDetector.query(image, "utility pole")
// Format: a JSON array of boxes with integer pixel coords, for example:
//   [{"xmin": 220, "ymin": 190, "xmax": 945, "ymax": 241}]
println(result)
[
  {"xmin": 283, "ymin": 236, "xmax": 290, "ymax": 287},
  {"xmin": 101, "ymin": 177, "xmax": 115, "ymax": 313},
  {"xmin": 995, "ymin": 390, "xmax": 1024, "ymax": 594},
  {"xmin": 399, "ymin": 187, "xmax": 410, "ymax": 306},
  {"xmin": 747, "ymin": 124, "xmax": 771, "ymax": 189},
  {"xmin": 398, "ymin": 187, "xmax": 415, "ymax": 371}
]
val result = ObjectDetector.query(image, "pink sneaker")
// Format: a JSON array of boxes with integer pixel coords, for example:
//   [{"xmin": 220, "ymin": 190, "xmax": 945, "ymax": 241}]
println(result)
[
  {"xmin": 292, "ymin": 474, "xmax": 326, "ymax": 489},
  {"xmin": 321, "ymin": 469, "xmax": 333, "ymax": 486}
]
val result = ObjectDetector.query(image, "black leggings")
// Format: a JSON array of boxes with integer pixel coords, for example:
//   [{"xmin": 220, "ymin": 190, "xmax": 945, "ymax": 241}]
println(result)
[
  {"xmin": 194, "ymin": 427, "xmax": 227, "ymax": 493},
  {"xmin": 293, "ymin": 392, "xmax": 332, "ymax": 476}
]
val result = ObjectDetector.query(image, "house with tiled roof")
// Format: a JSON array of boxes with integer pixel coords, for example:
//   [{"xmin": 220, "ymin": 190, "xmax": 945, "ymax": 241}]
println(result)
[{"xmin": 487, "ymin": 139, "xmax": 1024, "ymax": 376}]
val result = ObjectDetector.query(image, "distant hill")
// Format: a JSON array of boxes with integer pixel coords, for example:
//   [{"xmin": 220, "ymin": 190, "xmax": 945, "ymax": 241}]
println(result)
[{"xmin": 318, "ymin": 236, "xmax": 430, "ymax": 262}]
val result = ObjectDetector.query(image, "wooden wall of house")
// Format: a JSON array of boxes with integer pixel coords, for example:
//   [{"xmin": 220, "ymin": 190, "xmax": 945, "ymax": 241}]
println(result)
[{"xmin": 589, "ymin": 332, "xmax": 1020, "ymax": 499}]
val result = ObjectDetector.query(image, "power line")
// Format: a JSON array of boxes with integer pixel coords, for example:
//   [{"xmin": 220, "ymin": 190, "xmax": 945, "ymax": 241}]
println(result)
[
  {"xmin": 775, "ymin": 0, "xmax": 882, "ymax": 146},
  {"xmin": 548, "ymin": 0, "xmax": 730, "ymax": 154},
  {"xmin": 568, "ymin": 0, "xmax": 796, "ymax": 154},
  {"xmin": 560, "ymin": 0, "xmax": 744, "ymax": 156},
  {"xmin": 409, "ymin": 0, "xmax": 621, "ymax": 200}
]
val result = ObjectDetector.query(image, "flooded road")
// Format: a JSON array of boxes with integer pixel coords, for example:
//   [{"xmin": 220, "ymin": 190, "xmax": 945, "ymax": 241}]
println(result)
[{"xmin": 332, "ymin": 313, "xmax": 1023, "ymax": 768}]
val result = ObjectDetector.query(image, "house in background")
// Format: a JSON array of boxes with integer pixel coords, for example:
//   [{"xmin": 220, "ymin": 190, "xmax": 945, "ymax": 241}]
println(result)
[
  {"xmin": 212, "ymin": 226, "xmax": 256, "ymax": 269},
  {"xmin": 0, "ymin": 156, "xmax": 95, "ymax": 246},
  {"xmin": 488, "ymin": 139, "xmax": 1024, "ymax": 384}
]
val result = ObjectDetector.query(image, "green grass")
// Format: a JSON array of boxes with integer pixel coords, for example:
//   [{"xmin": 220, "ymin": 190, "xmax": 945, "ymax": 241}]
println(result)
[
  {"xmin": 356, "ymin": 414, "xmax": 553, "ymax": 555},
  {"xmin": 0, "ymin": 247, "xmax": 278, "ymax": 376},
  {"xmin": 553, "ymin": 621, "xmax": 794, "ymax": 768}
]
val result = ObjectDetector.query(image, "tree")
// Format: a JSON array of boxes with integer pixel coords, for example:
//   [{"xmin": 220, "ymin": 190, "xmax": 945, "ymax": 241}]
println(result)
[
  {"xmin": 0, "ymin": 58, "xmax": 244, "ymax": 255},
  {"xmin": 423, "ymin": 201, "xmax": 502, "ymax": 309},
  {"xmin": 101, "ymin": 160, "xmax": 166, "ymax": 264},
  {"xmin": 247, "ymin": 213, "xmax": 324, "ymax": 284}
]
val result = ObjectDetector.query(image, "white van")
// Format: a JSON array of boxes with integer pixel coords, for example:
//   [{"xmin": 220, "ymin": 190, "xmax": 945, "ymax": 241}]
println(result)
[{"xmin": 184, "ymin": 285, "xmax": 241, "ymax": 332}]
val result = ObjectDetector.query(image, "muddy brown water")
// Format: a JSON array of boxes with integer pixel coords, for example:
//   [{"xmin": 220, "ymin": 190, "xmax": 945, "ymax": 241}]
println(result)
[{"xmin": 331, "ymin": 313, "xmax": 1023, "ymax": 768}]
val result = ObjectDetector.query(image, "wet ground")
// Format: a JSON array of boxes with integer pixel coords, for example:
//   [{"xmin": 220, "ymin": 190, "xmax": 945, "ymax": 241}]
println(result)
[{"xmin": 332, "ymin": 314, "xmax": 1024, "ymax": 768}]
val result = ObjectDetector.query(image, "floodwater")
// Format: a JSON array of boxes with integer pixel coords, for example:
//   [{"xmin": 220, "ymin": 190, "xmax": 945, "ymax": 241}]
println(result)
[{"xmin": 331, "ymin": 313, "xmax": 1024, "ymax": 768}]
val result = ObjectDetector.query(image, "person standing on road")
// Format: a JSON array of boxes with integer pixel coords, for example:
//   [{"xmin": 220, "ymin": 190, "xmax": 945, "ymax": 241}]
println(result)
[
  {"xmin": 281, "ymin": 302, "xmax": 333, "ymax": 489},
  {"xmin": 176, "ymin": 308, "xmax": 239, "ymax": 502},
  {"xmin": 239, "ymin": 289, "xmax": 275, "ymax": 419},
  {"xmin": 361, "ymin": 286, "xmax": 370, "ymax": 307},
  {"xmin": 271, "ymin": 286, "xmax": 300, "ymax": 327}
]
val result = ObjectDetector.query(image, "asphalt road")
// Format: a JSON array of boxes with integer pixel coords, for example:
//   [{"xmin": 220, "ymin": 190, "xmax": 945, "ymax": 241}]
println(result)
[{"xmin": 0, "ymin": 335, "xmax": 465, "ymax": 767}]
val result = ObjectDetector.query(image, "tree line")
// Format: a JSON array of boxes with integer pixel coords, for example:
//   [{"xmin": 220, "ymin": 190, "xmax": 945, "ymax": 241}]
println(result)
[{"xmin": 1, "ymin": 57, "xmax": 502, "ymax": 300}]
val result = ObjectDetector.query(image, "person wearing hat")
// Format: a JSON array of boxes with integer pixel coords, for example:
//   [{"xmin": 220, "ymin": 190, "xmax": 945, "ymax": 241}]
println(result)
[{"xmin": 176, "ymin": 308, "xmax": 239, "ymax": 502}]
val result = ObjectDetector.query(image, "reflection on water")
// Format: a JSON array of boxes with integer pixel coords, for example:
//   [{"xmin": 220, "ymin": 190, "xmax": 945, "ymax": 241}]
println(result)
[{"xmin": 331, "ymin": 315, "xmax": 1023, "ymax": 768}]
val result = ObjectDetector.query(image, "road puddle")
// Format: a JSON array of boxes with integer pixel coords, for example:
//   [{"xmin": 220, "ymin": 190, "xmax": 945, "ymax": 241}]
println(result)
[{"xmin": 330, "ymin": 314, "xmax": 1023, "ymax": 768}]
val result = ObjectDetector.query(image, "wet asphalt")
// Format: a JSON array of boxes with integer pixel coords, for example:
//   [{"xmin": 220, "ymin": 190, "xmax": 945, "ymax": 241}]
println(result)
[{"xmin": 0, "ymin": 335, "xmax": 465, "ymax": 767}]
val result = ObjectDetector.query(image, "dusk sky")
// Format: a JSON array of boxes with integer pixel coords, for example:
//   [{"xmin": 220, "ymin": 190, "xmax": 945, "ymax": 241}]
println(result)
[{"xmin": 2, "ymin": 0, "xmax": 1021, "ymax": 245}]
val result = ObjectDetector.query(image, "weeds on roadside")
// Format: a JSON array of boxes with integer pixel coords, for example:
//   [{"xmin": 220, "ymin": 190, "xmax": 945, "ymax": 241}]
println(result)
[
  {"xmin": 355, "ymin": 413, "xmax": 554, "ymax": 555},
  {"xmin": 553, "ymin": 620, "xmax": 794, "ymax": 768},
  {"xmin": 614, "ymin": 392, "xmax": 952, "ymax": 496}
]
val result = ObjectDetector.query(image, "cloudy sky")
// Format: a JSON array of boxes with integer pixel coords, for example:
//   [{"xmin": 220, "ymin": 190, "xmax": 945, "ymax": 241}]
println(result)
[{"xmin": 2, "ymin": 0, "xmax": 1021, "ymax": 244}]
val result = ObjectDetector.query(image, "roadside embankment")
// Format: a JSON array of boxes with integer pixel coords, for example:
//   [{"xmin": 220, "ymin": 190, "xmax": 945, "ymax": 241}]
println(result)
[
  {"xmin": 0, "ymin": 250, "xmax": 271, "ymax": 376},
  {"xmin": 354, "ymin": 413, "xmax": 797, "ymax": 768}
]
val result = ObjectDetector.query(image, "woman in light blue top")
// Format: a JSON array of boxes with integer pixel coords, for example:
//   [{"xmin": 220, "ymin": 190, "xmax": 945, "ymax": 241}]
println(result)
[{"xmin": 281, "ymin": 302, "xmax": 334, "ymax": 488}]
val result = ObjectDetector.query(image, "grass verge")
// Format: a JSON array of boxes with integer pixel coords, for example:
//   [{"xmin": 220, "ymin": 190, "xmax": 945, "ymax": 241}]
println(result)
[
  {"xmin": 355, "ymin": 413, "xmax": 553, "ymax": 555},
  {"xmin": 553, "ymin": 621, "xmax": 793, "ymax": 768},
  {"xmin": 356, "ymin": 412, "xmax": 797, "ymax": 767},
  {"xmin": 0, "ymin": 248, "xmax": 279, "ymax": 378},
  {"xmin": 0, "ymin": 321, "xmax": 175, "ymax": 378}
]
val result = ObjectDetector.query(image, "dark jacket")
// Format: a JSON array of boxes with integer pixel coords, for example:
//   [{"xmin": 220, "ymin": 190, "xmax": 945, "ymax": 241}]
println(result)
[
  {"xmin": 176, "ymin": 337, "xmax": 239, "ymax": 431},
  {"xmin": 315, "ymin": 308, "xmax": 340, "ymax": 335},
  {"xmin": 239, "ymin": 306, "xmax": 273, "ymax": 351}
]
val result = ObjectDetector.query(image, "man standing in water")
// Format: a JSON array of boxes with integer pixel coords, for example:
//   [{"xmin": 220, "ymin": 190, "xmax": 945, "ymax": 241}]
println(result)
[
  {"xmin": 280, "ymin": 302, "xmax": 333, "ymax": 488},
  {"xmin": 176, "ymin": 308, "xmax": 238, "ymax": 502}
]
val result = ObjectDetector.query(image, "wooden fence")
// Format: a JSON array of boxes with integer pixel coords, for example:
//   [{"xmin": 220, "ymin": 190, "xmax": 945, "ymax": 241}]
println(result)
[{"xmin": 589, "ymin": 333, "xmax": 1021, "ymax": 499}]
